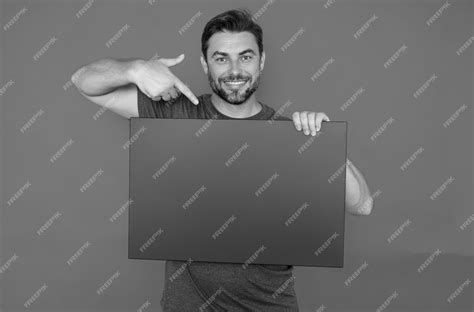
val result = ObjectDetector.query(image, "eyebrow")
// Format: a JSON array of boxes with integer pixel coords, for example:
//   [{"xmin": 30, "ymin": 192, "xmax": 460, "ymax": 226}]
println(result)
[{"xmin": 211, "ymin": 49, "xmax": 256, "ymax": 58}]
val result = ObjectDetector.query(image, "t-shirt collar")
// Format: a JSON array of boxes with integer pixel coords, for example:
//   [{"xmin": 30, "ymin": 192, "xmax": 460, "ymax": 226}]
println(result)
[{"xmin": 203, "ymin": 94, "xmax": 269, "ymax": 120}]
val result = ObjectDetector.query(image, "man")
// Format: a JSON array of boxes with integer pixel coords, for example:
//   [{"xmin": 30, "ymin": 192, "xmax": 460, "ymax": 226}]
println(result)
[{"xmin": 72, "ymin": 8, "xmax": 373, "ymax": 311}]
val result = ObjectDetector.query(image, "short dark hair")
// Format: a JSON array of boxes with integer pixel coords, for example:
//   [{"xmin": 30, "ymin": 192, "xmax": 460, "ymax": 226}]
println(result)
[{"xmin": 201, "ymin": 8, "xmax": 263, "ymax": 63}]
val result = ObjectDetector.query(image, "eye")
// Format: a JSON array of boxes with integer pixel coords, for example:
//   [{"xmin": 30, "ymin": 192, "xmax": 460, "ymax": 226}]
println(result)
[
  {"xmin": 241, "ymin": 55, "xmax": 252, "ymax": 61},
  {"xmin": 216, "ymin": 57, "xmax": 226, "ymax": 63}
]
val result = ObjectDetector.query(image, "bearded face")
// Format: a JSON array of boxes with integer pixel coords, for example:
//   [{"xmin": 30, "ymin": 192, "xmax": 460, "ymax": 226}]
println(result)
[
  {"xmin": 202, "ymin": 31, "xmax": 264, "ymax": 105},
  {"xmin": 207, "ymin": 68, "xmax": 261, "ymax": 105}
]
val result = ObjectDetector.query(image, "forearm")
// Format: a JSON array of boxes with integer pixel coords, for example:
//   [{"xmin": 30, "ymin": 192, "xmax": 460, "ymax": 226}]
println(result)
[{"xmin": 71, "ymin": 58, "xmax": 143, "ymax": 96}]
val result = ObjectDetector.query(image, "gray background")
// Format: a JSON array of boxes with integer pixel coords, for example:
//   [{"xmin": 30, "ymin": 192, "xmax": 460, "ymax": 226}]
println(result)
[{"xmin": 1, "ymin": 0, "xmax": 472, "ymax": 311}]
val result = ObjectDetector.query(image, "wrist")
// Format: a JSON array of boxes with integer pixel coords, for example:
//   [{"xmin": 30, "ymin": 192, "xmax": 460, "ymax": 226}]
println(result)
[{"xmin": 126, "ymin": 59, "xmax": 145, "ymax": 84}]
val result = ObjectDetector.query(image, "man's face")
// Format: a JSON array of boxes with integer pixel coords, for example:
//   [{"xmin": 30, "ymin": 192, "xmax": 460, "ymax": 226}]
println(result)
[{"xmin": 202, "ymin": 31, "xmax": 265, "ymax": 105}]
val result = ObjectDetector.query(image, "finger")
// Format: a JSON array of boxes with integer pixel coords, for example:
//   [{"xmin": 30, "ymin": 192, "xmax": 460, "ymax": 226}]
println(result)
[
  {"xmin": 300, "ymin": 112, "xmax": 310, "ymax": 135},
  {"xmin": 174, "ymin": 78, "xmax": 199, "ymax": 105},
  {"xmin": 168, "ymin": 87, "xmax": 179, "ymax": 99},
  {"xmin": 159, "ymin": 53, "xmax": 185, "ymax": 67},
  {"xmin": 307, "ymin": 112, "xmax": 317, "ymax": 136},
  {"xmin": 315, "ymin": 113, "xmax": 329, "ymax": 131},
  {"xmin": 292, "ymin": 112, "xmax": 302, "ymax": 131},
  {"xmin": 151, "ymin": 95, "xmax": 162, "ymax": 101},
  {"xmin": 161, "ymin": 92, "xmax": 171, "ymax": 101}
]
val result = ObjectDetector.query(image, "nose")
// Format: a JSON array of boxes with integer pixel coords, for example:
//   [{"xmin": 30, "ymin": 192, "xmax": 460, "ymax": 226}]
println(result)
[{"xmin": 229, "ymin": 59, "xmax": 242, "ymax": 77}]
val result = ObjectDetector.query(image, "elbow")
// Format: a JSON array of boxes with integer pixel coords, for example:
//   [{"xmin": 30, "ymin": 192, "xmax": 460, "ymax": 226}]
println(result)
[
  {"xmin": 357, "ymin": 196, "xmax": 374, "ymax": 216},
  {"xmin": 71, "ymin": 66, "xmax": 87, "ymax": 89},
  {"xmin": 347, "ymin": 195, "xmax": 373, "ymax": 216}
]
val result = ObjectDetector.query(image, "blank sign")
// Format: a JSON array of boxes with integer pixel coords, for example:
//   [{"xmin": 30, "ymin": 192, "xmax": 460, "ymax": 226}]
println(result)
[{"xmin": 128, "ymin": 118, "xmax": 347, "ymax": 267}]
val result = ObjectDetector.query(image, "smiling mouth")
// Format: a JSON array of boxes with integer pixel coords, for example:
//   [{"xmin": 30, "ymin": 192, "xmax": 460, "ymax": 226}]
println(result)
[{"xmin": 223, "ymin": 80, "xmax": 248, "ymax": 88}]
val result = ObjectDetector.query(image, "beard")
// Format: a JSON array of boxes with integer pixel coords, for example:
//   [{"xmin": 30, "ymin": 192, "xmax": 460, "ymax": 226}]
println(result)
[{"xmin": 207, "ymin": 70, "xmax": 261, "ymax": 105}]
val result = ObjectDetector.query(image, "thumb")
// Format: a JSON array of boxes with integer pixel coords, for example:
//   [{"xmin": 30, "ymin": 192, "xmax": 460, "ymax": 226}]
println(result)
[{"xmin": 159, "ymin": 53, "xmax": 185, "ymax": 67}]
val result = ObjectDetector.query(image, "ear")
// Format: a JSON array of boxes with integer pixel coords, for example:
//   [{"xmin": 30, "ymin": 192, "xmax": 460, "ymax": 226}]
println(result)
[
  {"xmin": 200, "ymin": 53, "xmax": 208, "ymax": 75},
  {"xmin": 260, "ymin": 50, "xmax": 266, "ymax": 72}
]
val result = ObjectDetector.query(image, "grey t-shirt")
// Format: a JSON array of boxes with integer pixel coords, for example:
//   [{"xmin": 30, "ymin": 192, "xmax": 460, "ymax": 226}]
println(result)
[{"xmin": 137, "ymin": 86, "xmax": 299, "ymax": 311}]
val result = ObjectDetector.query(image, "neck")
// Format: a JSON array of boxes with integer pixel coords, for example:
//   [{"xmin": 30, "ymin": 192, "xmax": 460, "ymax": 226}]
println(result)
[{"xmin": 210, "ymin": 93, "xmax": 262, "ymax": 118}]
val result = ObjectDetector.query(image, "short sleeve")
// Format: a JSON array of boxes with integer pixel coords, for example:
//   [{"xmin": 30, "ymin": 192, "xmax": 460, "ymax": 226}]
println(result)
[{"xmin": 136, "ymin": 85, "xmax": 185, "ymax": 118}]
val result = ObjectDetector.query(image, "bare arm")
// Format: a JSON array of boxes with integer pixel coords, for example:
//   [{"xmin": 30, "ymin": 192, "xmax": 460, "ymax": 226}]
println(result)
[
  {"xmin": 71, "ymin": 58, "xmax": 141, "ymax": 96},
  {"xmin": 71, "ymin": 54, "xmax": 199, "ymax": 119},
  {"xmin": 71, "ymin": 58, "xmax": 142, "ymax": 119},
  {"xmin": 345, "ymin": 159, "xmax": 373, "ymax": 216}
]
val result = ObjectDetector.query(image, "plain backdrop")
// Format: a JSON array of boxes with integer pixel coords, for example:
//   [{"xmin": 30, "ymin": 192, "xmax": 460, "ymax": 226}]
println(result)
[{"xmin": 1, "ymin": 0, "xmax": 472, "ymax": 311}]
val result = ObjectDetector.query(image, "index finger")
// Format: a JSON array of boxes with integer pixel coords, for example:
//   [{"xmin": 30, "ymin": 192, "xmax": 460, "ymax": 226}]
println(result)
[{"xmin": 174, "ymin": 77, "xmax": 199, "ymax": 105}]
